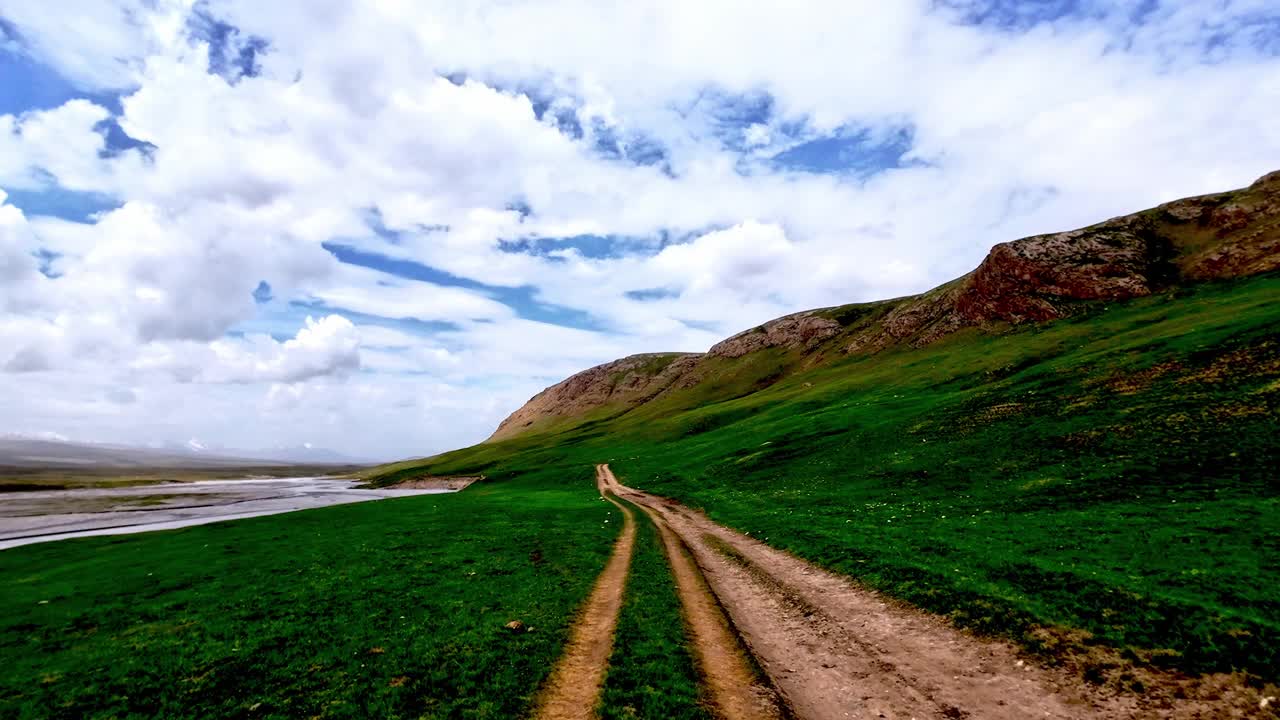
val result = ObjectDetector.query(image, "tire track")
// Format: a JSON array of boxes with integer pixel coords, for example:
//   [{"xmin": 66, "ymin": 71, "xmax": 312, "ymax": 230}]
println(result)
[
  {"xmin": 533, "ymin": 465, "xmax": 637, "ymax": 720},
  {"xmin": 603, "ymin": 465, "xmax": 788, "ymax": 720}
]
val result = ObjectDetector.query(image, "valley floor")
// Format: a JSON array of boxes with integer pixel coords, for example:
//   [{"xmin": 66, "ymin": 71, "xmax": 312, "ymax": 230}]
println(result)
[
  {"xmin": 3, "ymin": 460, "xmax": 1277, "ymax": 719},
  {"xmin": 365, "ymin": 274, "xmax": 1280, "ymax": 719}
]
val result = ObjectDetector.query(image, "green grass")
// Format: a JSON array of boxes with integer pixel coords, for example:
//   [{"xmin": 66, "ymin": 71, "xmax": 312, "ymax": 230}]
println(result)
[
  {"xmin": 0, "ymin": 466, "xmax": 615, "ymax": 719},
  {"xmin": 373, "ymin": 273, "xmax": 1280, "ymax": 683},
  {"xmin": 599, "ymin": 499, "xmax": 709, "ymax": 720}
]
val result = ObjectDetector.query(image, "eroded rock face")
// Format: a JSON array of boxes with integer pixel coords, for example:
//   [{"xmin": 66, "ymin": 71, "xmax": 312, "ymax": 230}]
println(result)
[
  {"xmin": 954, "ymin": 218, "xmax": 1170, "ymax": 324},
  {"xmin": 840, "ymin": 285, "xmax": 963, "ymax": 354},
  {"xmin": 846, "ymin": 218, "xmax": 1172, "ymax": 355},
  {"xmin": 709, "ymin": 312, "xmax": 842, "ymax": 359},
  {"xmin": 1175, "ymin": 171, "xmax": 1280, "ymax": 280}
]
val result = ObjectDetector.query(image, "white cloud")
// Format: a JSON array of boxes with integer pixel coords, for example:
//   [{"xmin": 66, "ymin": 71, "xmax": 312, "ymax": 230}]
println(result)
[
  {"xmin": 205, "ymin": 314, "xmax": 361, "ymax": 384},
  {"xmin": 0, "ymin": 1, "xmax": 1278, "ymax": 458},
  {"xmin": 0, "ymin": 0, "xmax": 190, "ymax": 90},
  {"xmin": 310, "ymin": 265, "xmax": 513, "ymax": 324},
  {"xmin": 0, "ymin": 100, "xmax": 138, "ymax": 192},
  {"xmin": 652, "ymin": 221, "xmax": 794, "ymax": 297},
  {"xmin": 16, "ymin": 200, "xmax": 335, "ymax": 344},
  {"xmin": 743, "ymin": 123, "xmax": 772, "ymax": 148},
  {"xmin": 0, "ymin": 194, "xmax": 49, "ymax": 312}
]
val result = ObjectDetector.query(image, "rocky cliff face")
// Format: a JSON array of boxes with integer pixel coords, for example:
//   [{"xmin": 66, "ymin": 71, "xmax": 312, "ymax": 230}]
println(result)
[
  {"xmin": 490, "ymin": 171, "xmax": 1280, "ymax": 441},
  {"xmin": 959, "ymin": 169, "xmax": 1280, "ymax": 323}
]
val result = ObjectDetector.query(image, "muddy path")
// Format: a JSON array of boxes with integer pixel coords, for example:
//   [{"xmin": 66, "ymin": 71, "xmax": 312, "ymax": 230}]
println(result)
[
  {"xmin": 533, "ymin": 465, "xmax": 637, "ymax": 720},
  {"xmin": 600, "ymin": 465, "xmax": 1267, "ymax": 720}
]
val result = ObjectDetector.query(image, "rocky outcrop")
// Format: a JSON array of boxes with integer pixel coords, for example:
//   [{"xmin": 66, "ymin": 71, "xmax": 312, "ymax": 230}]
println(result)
[
  {"xmin": 491, "ymin": 171, "xmax": 1280, "ymax": 441},
  {"xmin": 1165, "ymin": 170, "xmax": 1280, "ymax": 280},
  {"xmin": 953, "ymin": 216, "xmax": 1172, "ymax": 324},
  {"xmin": 841, "ymin": 283, "xmax": 968, "ymax": 354},
  {"xmin": 838, "ymin": 218, "xmax": 1171, "ymax": 355},
  {"xmin": 709, "ymin": 311, "xmax": 842, "ymax": 358},
  {"xmin": 488, "ymin": 353, "xmax": 701, "ymax": 440}
]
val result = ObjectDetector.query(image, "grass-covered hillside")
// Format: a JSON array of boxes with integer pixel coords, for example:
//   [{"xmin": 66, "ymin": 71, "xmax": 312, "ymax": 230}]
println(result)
[{"xmin": 370, "ymin": 271, "xmax": 1280, "ymax": 684}]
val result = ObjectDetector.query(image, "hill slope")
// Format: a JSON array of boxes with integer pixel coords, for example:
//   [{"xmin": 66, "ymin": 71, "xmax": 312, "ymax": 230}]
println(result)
[
  {"xmin": 491, "ymin": 170, "xmax": 1280, "ymax": 440},
  {"xmin": 371, "ymin": 171, "xmax": 1280, "ymax": 691}
]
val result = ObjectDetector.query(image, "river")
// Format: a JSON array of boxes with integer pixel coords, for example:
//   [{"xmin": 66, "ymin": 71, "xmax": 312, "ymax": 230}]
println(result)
[{"xmin": 0, "ymin": 476, "xmax": 452, "ymax": 550}]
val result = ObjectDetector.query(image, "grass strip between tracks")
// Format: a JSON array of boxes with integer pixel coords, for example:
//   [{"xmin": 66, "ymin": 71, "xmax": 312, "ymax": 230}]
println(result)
[{"xmin": 599, "ymin": 494, "xmax": 711, "ymax": 720}]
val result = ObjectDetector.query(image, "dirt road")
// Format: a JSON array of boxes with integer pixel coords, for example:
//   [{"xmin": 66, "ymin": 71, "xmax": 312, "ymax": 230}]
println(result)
[{"xmin": 599, "ymin": 465, "xmax": 1264, "ymax": 720}]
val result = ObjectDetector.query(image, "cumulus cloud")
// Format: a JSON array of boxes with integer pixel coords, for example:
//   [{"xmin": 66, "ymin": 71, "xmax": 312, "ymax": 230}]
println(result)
[
  {"xmin": 0, "ymin": 101, "xmax": 126, "ymax": 192},
  {"xmin": 652, "ymin": 221, "xmax": 795, "ymax": 298},
  {"xmin": 130, "ymin": 314, "xmax": 360, "ymax": 384},
  {"xmin": 207, "ymin": 315, "xmax": 361, "ymax": 384},
  {"xmin": 0, "ymin": 0, "xmax": 188, "ymax": 90},
  {"xmin": 0, "ymin": 193, "xmax": 48, "ymax": 311},
  {"xmin": 0, "ymin": 0, "xmax": 1278, "ymax": 458}
]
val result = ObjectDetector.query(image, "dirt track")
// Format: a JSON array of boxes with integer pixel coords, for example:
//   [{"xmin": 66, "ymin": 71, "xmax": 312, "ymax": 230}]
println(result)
[
  {"xmin": 533, "ymin": 466, "xmax": 636, "ymax": 720},
  {"xmin": 599, "ymin": 465, "xmax": 1268, "ymax": 720}
]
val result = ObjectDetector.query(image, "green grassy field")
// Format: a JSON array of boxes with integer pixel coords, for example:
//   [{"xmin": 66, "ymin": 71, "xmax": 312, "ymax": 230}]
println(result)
[
  {"xmin": 371, "ymin": 273, "xmax": 1280, "ymax": 684},
  {"xmin": 0, "ymin": 466, "xmax": 614, "ymax": 719}
]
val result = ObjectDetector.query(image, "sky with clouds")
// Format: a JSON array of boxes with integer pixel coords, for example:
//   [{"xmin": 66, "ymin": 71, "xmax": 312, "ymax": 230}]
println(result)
[{"xmin": 0, "ymin": 0, "xmax": 1278, "ymax": 460}]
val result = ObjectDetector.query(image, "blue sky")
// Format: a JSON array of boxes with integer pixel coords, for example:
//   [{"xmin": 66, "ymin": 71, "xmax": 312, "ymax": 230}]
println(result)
[
  {"xmin": 1, "ymin": 0, "xmax": 1278, "ymax": 459},
  {"xmin": 0, "ymin": 39, "xmax": 118, "ymax": 115}
]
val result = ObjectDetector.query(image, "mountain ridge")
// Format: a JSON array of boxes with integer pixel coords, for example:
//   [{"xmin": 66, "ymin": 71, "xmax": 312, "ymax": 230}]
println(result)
[
  {"xmin": 490, "ymin": 170, "xmax": 1280, "ymax": 441},
  {"xmin": 0, "ymin": 436, "xmax": 370, "ymax": 469}
]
